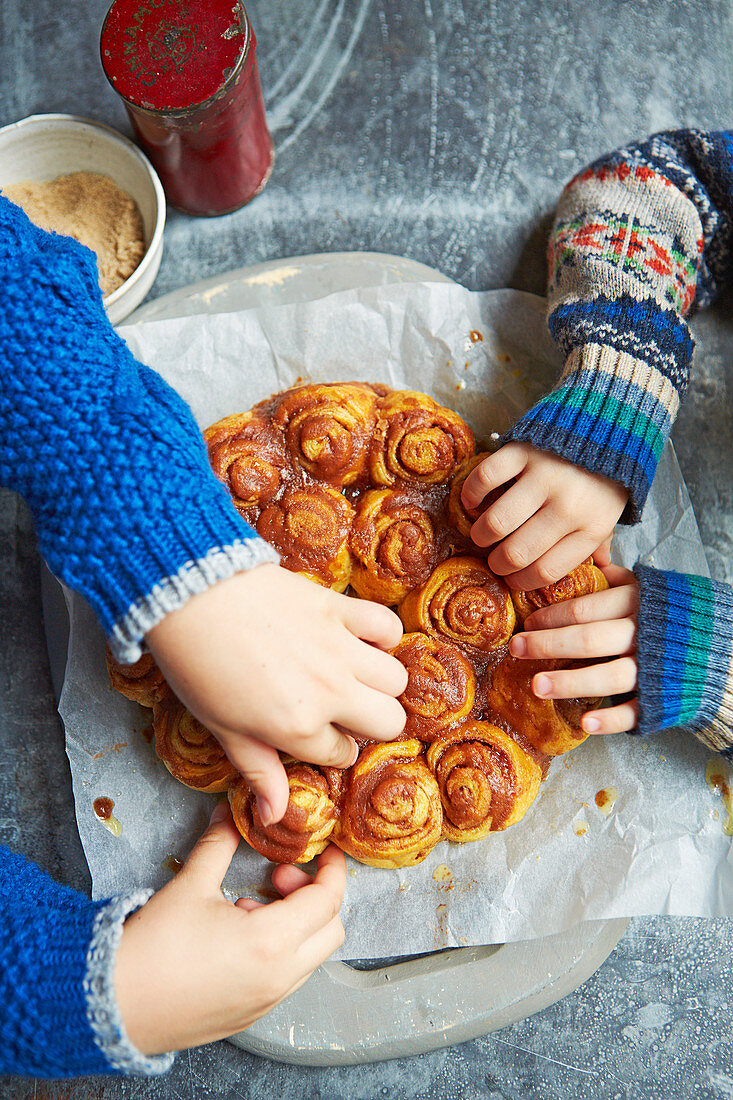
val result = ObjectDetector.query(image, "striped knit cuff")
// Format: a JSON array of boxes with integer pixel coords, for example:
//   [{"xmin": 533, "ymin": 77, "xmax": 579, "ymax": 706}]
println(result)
[
  {"xmin": 85, "ymin": 890, "xmax": 175, "ymax": 1076},
  {"xmin": 108, "ymin": 536, "xmax": 279, "ymax": 665},
  {"xmin": 504, "ymin": 342, "xmax": 680, "ymax": 523},
  {"xmin": 634, "ymin": 563, "xmax": 733, "ymax": 753}
]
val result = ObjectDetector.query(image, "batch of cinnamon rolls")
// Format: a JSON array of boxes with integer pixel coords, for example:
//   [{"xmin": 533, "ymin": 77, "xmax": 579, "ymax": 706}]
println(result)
[{"xmin": 107, "ymin": 382, "xmax": 608, "ymax": 870}]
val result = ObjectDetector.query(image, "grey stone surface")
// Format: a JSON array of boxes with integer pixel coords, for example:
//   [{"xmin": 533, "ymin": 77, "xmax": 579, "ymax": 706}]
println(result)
[{"xmin": 0, "ymin": 0, "xmax": 732, "ymax": 1096}]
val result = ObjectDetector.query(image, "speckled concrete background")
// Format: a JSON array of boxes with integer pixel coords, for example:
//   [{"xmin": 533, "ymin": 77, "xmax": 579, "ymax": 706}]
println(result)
[{"xmin": 1, "ymin": 1, "xmax": 732, "ymax": 1096}]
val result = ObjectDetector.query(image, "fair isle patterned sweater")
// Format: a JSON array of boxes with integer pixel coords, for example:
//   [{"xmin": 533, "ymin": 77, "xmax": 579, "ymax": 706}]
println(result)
[
  {"xmin": 506, "ymin": 129, "xmax": 733, "ymax": 757},
  {"xmin": 0, "ymin": 195, "xmax": 276, "ymax": 1077}
]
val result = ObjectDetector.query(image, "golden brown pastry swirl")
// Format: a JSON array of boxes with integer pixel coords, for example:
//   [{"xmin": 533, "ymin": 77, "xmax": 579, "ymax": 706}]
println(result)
[
  {"xmin": 370, "ymin": 391, "xmax": 474, "ymax": 487},
  {"xmin": 485, "ymin": 656, "xmax": 592, "ymax": 756},
  {"xmin": 272, "ymin": 382, "xmax": 379, "ymax": 486},
  {"xmin": 228, "ymin": 763, "xmax": 338, "ymax": 864},
  {"xmin": 152, "ymin": 699, "xmax": 238, "ymax": 793},
  {"xmin": 333, "ymin": 740, "xmax": 443, "ymax": 868},
  {"xmin": 393, "ymin": 633, "xmax": 476, "ymax": 740},
  {"xmin": 511, "ymin": 558, "xmax": 609, "ymax": 624},
  {"xmin": 399, "ymin": 556, "xmax": 516, "ymax": 652},
  {"xmin": 204, "ymin": 411, "xmax": 294, "ymax": 521},
  {"xmin": 426, "ymin": 721, "xmax": 541, "ymax": 842},
  {"xmin": 257, "ymin": 485, "xmax": 354, "ymax": 591},
  {"xmin": 349, "ymin": 489, "xmax": 438, "ymax": 604},
  {"xmin": 105, "ymin": 647, "xmax": 169, "ymax": 709}
]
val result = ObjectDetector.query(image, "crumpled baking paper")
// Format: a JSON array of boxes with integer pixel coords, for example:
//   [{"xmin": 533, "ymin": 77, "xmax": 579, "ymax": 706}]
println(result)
[{"xmin": 57, "ymin": 284, "xmax": 732, "ymax": 957}]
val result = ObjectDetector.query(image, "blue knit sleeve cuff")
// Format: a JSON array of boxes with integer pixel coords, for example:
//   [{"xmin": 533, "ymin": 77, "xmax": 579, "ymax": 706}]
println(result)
[
  {"xmin": 85, "ymin": 890, "xmax": 175, "ymax": 1076},
  {"xmin": 633, "ymin": 563, "xmax": 733, "ymax": 753},
  {"xmin": 504, "ymin": 296, "xmax": 692, "ymax": 524}
]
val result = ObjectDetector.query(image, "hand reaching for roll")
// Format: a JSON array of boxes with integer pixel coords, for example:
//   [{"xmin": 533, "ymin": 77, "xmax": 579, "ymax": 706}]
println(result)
[
  {"xmin": 461, "ymin": 442, "xmax": 628, "ymax": 590},
  {"xmin": 115, "ymin": 803, "xmax": 346, "ymax": 1056},
  {"xmin": 146, "ymin": 563, "xmax": 408, "ymax": 826}
]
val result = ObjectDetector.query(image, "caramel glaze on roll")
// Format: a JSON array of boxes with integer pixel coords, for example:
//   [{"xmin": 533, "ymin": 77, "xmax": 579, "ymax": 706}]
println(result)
[
  {"xmin": 393, "ymin": 633, "xmax": 476, "ymax": 741},
  {"xmin": 105, "ymin": 646, "xmax": 170, "ymax": 709},
  {"xmin": 152, "ymin": 699, "xmax": 238, "ymax": 793},
  {"xmin": 370, "ymin": 390, "xmax": 475, "ymax": 487},
  {"xmin": 229, "ymin": 763, "xmax": 339, "ymax": 864},
  {"xmin": 485, "ymin": 656, "xmax": 595, "ymax": 756},
  {"xmin": 333, "ymin": 740, "xmax": 443, "ymax": 868},
  {"xmin": 256, "ymin": 485, "xmax": 355, "ymax": 591},
  {"xmin": 399, "ymin": 555, "xmax": 516, "ymax": 652},
  {"xmin": 349, "ymin": 489, "xmax": 441, "ymax": 605},
  {"xmin": 511, "ymin": 558, "xmax": 609, "ymax": 625},
  {"xmin": 426, "ymin": 721, "xmax": 542, "ymax": 842},
  {"xmin": 447, "ymin": 453, "xmax": 505, "ymax": 539},
  {"xmin": 204, "ymin": 411, "xmax": 296, "ymax": 524},
  {"xmin": 270, "ymin": 382, "xmax": 380, "ymax": 487}
]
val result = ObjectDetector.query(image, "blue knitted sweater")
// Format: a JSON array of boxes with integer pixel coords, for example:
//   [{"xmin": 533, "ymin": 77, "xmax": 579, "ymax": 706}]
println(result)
[{"xmin": 0, "ymin": 195, "xmax": 276, "ymax": 1077}]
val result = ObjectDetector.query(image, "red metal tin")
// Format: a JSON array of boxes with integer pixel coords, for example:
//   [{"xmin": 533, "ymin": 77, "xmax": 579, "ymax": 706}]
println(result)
[{"xmin": 100, "ymin": 0, "xmax": 273, "ymax": 216}]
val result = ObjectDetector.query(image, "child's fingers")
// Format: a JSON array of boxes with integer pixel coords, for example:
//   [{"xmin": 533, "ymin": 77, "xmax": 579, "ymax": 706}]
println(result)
[
  {"xmin": 487, "ymin": 506, "xmax": 566, "ymax": 578},
  {"xmin": 532, "ymin": 657, "xmax": 637, "ymax": 700},
  {"xmin": 500, "ymin": 531, "xmax": 600, "ymax": 591},
  {"xmin": 582, "ymin": 700, "xmax": 639, "ymax": 734},
  {"xmin": 510, "ymin": 617, "xmax": 636, "ymax": 661},
  {"xmin": 295, "ymin": 915, "xmax": 346, "ymax": 974},
  {"xmin": 334, "ymin": 684, "xmax": 406, "ymax": 742},
  {"xmin": 234, "ymin": 897, "xmax": 264, "ymax": 912},
  {"xmin": 346, "ymin": 635, "xmax": 409, "ymax": 697},
  {"xmin": 272, "ymin": 863, "xmax": 314, "ymax": 898},
  {"xmin": 599, "ymin": 564, "xmax": 637, "ymax": 589},
  {"xmin": 266, "ymin": 845, "xmax": 346, "ymax": 946},
  {"xmin": 469, "ymin": 479, "xmax": 546, "ymax": 548},
  {"xmin": 592, "ymin": 535, "xmax": 613, "ymax": 567},
  {"xmin": 460, "ymin": 445, "xmax": 528, "ymax": 509},
  {"xmin": 221, "ymin": 736, "xmax": 291, "ymax": 826},
  {"xmin": 523, "ymin": 583, "xmax": 637, "ymax": 631},
  {"xmin": 180, "ymin": 803, "xmax": 242, "ymax": 890},
  {"xmin": 340, "ymin": 597, "xmax": 404, "ymax": 650}
]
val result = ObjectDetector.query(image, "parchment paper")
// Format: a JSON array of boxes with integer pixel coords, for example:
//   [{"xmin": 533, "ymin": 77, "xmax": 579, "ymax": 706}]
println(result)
[{"xmin": 58, "ymin": 284, "xmax": 733, "ymax": 957}]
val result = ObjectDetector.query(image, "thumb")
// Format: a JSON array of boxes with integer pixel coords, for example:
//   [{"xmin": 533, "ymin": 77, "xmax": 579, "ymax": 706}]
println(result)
[
  {"xmin": 182, "ymin": 802, "xmax": 242, "ymax": 890},
  {"xmin": 220, "ymin": 732, "xmax": 291, "ymax": 826},
  {"xmin": 593, "ymin": 536, "xmax": 613, "ymax": 568}
]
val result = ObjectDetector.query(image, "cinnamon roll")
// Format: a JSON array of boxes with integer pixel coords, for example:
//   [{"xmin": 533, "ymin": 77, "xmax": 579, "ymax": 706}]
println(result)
[
  {"xmin": 447, "ymin": 453, "xmax": 503, "ymax": 538},
  {"xmin": 511, "ymin": 558, "xmax": 609, "ymax": 624},
  {"xmin": 152, "ymin": 699, "xmax": 238, "ymax": 793},
  {"xmin": 485, "ymin": 656, "xmax": 593, "ymax": 756},
  {"xmin": 350, "ymin": 489, "xmax": 438, "ymax": 604},
  {"xmin": 229, "ymin": 763, "xmax": 338, "ymax": 864},
  {"xmin": 370, "ymin": 390, "xmax": 474, "ymax": 487},
  {"xmin": 272, "ymin": 382, "xmax": 379, "ymax": 486},
  {"xmin": 105, "ymin": 647, "xmax": 169, "ymax": 709},
  {"xmin": 204, "ymin": 411, "xmax": 294, "ymax": 521},
  {"xmin": 399, "ymin": 556, "xmax": 515, "ymax": 652},
  {"xmin": 333, "ymin": 740, "xmax": 443, "ymax": 868},
  {"xmin": 393, "ymin": 633, "xmax": 476, "ymax": 740},
  {"xmin": 426, "ymin": 721, "xmax": 541, "ymax": 842},
  {"xmin": 257, "ymin": 485, "xmax": 355, "ymax": 591}
]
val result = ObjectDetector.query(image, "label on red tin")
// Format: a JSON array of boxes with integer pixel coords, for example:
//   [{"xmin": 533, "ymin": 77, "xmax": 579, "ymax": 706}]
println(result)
[{"xmin": 100, "ymin": 0, "xmax": 249, "ymax": 111}]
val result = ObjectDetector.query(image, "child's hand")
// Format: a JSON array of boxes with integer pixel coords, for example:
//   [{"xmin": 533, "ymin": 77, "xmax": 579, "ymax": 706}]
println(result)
[
  {"xmin": 508, "ymin": 564, "xmax": 639, "ymax": 734},
  {"xmin": 461, "ymin": 443, "xmax": 628, "ymax": 589},
  {"xmin": 115, "ymin": 804, "xmax": 346, "ymax": 1055},
  {"xmin": 147, "ymin": 564, "xmax": 408, "ymax": 825}
]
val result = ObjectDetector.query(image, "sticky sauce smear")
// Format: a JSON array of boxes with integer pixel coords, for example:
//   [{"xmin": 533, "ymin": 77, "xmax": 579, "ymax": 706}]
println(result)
[
  {"xmin": 469, "ymin": 330, "xmax": 483, "ymax": 343},
  {"xmin": 595, "ymin": 787, "xmax": 618, "ymax": 816},
  {"xmin": 573, "ymin": 819, "xmax": 588, "ymax": 837},
  {"xmin": 162, "ymin": 855, "xmax": 183, "ymax": 875},
  {"xmin": 432, "ymin": 864, "xmax": 453, "ymax": 885},
  {"xmin": 705, "ymin": 760, "xmax": 733, "ymax": 836},
  {"xmin": 93, "ymin": 797, "xmax": 122, "ymax": 837}
]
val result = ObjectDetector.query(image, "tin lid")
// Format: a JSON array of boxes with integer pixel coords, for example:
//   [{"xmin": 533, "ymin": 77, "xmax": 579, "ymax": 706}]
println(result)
[{"xmin": 100, "ymin": 0, "xmax": 251, "ymax": 112}]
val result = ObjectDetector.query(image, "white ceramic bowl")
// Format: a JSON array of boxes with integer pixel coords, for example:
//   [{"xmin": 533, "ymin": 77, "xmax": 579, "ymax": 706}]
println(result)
[{"xmin": 0, "ymin": 113, "xmax": 165, "ymax": 324}]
